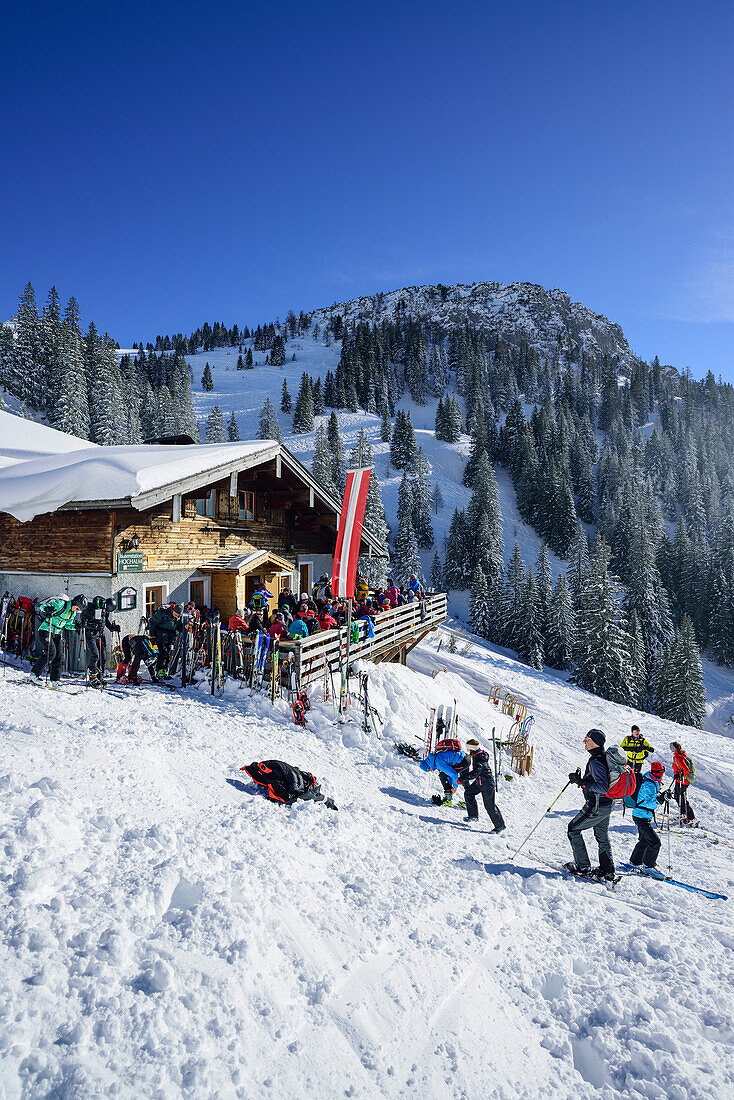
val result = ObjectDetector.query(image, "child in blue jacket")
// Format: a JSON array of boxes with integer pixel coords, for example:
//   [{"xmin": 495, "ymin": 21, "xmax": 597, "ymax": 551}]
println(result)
[
  {"xmin": 627, "ymin": 760, "xmax": 666, "ymax": 877},
  {"xmin": 419, "ymin": 745, "xmax": 467, "ymax": 806}
]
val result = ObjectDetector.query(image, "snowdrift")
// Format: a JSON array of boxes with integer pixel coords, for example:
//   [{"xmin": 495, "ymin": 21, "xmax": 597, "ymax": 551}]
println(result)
[{"xmin": 1, "ymin": 627, "xmax": 733, "ymax": 1099}]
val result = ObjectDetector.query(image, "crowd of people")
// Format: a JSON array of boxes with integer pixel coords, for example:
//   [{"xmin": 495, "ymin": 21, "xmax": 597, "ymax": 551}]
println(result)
[
  {"xmin": 224, "ymin": 572, "xmax": 426, "ymax": 644},
  {"xmin": 25, "ymin": 572, "xmax": 428, "ymax": 687}
]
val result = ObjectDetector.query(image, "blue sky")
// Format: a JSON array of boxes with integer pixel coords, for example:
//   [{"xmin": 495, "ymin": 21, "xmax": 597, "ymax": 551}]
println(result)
[{"xmin": 3, "ymin": 1, "xmax": 734, "ymax": 380}]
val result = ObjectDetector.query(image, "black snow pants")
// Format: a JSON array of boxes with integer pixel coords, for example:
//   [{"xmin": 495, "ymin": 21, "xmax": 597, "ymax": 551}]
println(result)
[
  {"xmin": 463, "ymin": 773, "xmax": 505, "ymax": 830},
  {"xmin": 674, "ymin": 781, "xmax": 695, "ymax": 822},
  {"xmin": 32, "ymin": 633, "xmax": 63, "ymax": 681},
  {"xmin": 85, "ymin": 630, "xmax": 105, "ymax": 677},
  {"xmin": 630, "ymin": 818, "xmax": 661, "ymax": 868}
]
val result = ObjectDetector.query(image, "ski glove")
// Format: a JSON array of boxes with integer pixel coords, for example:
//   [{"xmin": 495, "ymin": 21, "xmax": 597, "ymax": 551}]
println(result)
[{"xmin": 568, "ymin": 770, "xmax": 582, "ymax": 785}]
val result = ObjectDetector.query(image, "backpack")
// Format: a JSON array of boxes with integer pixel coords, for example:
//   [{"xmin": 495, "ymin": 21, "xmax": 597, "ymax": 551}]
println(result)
[
  {"xmin": 623, "ymin": 768, "xmax": 643, "ymax": 809},
  {"xmin": 435, "ymin": 738, "xmax": 462, "ymax": 754},
  {"xmin": 686, "ymin": 756, "xmax": 696, "ymax": 784},
  {"xmin": 251, "ymin": 592, "xmax": 264, "ymax": 611},
  {"xmin": 605, "ymin": 746, "xmax": 636, "ymax": 799}
]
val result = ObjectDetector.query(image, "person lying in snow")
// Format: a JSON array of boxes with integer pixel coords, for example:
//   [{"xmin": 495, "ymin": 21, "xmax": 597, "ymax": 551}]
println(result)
[{"xmin": 241, "ymin": 760, "xmax": 337, "ymax": 809}]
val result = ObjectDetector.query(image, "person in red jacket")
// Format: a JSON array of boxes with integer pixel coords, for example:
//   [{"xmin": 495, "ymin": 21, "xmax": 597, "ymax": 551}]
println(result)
[
  {"xmin": 228, "ymin": 609, "xmax": 249, "ymax": 632},
  {"xmin": 670, "ymin": 741, "xmax": 696, "ymax": 823},
  {"xmin": 268, "ymin": 613, "xmax": 288, "ymax": 640},
  {"xmin": 319, "ymin": 607, "xmax": 338, "ymax": 630}
]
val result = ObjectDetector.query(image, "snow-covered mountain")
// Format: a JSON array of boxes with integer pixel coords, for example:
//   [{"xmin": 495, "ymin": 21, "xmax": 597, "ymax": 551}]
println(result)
[
  {"xmin": 309, "ymin": 281, "xmax": 639, "ymax": 368},
  {"xmin": 2, "ymin": 626, "xmax": 733, "ymax": 1098}
]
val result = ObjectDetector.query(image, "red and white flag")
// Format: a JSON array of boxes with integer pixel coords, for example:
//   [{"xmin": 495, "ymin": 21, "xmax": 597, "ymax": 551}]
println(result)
[{"xmin": 332, "ymin": 467, "xmax": 372, "ymax": 599}]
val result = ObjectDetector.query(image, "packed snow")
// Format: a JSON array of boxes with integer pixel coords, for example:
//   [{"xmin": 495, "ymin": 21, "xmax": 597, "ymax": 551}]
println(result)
[
  {"xmin": 0, "ymin": 410, "xmax": 97, "ymax": 472},
  {"xmin": 1, "ymin": 626, "xmax": 733, "ymax": 1098}
]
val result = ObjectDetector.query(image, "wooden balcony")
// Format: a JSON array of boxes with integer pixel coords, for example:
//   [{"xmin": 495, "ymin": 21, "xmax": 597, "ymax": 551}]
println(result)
[{"xmin": 293, "ymin": 593, "xmax": 448, "ymax": 688}]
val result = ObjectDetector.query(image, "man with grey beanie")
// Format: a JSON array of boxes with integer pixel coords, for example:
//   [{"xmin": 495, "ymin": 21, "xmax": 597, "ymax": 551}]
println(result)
[{"xmin": 564, "ymin": 729, "xmax": 616, "ymax": 881}]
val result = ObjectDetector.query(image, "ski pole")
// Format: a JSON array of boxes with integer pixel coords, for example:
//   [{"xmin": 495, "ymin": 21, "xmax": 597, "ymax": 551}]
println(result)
[{"xmin": 509, "ymin": 781, "xmax": 571, "ymax": 861}]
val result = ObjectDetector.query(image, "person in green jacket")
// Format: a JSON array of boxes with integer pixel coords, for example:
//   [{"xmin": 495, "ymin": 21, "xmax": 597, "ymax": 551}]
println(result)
[
  {"xmin": 31, "ymin": 594, "xmax": 87, "ymax": 685},
  {"xmin": 621, "ymin": 725, "xmax": 655, "ymax": 774}
]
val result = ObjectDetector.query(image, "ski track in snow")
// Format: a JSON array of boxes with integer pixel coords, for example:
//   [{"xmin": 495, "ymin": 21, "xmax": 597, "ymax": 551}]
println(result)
[{"xmin": 1, "ymin": 629, "xmax": 733, "ymax": 1099}]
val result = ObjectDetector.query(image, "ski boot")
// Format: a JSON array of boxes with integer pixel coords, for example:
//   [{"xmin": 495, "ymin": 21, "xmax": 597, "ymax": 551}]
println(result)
[
  {"xmin": 492, "ymin": 825, "xmax": 506, "ymax": 835},
  {"xmin": 590, "ymin": 866, "xmax": 618, "ymax": 883},
  {"xmin": 463, "ymin": 815, "xmax": 479, "ymax": 823},
  {"xmin": 641, "ymin": 866, "xmax": 665, "ymax": 880},
  {"xmin": 440, "ymin": 795, "xmax": 453, "ymax": 807},
  {"xmin": 562, "ymin": 862, "xmax": 590, "ymax": 876}
]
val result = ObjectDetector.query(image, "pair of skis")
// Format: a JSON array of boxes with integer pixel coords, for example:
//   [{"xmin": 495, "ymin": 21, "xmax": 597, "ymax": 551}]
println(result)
[
  {"xmin": 518, "ymin": 847, "xmax": 726, "ymax": 900},
  {"xmin": 250, "ymin": 630, "xmax": 270, "ymax": 693}
]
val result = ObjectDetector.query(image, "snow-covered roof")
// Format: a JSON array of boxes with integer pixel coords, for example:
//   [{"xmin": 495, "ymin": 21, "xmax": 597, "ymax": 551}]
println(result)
[
  {"xmin": 0, "ymin": 438, "xmax": 279, "ymax": 522},
  {"xmin": 0, "ymin": 409, "xmax": 98, "ymax": 471}
]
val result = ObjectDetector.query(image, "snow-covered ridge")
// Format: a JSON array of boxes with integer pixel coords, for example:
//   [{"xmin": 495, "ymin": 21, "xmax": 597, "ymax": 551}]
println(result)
[{"xmin": 309, "ymin": 280, "xmax": 638, "ymax": 367}]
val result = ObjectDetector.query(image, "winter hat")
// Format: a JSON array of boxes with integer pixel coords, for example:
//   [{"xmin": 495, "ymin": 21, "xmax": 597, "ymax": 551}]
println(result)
[
  {"xmin": 649, "ymin": 761, "xmax": 665, "ymax": 779},
  {"xmin": 586, "ymin": 729, "xmax": 606, "ymax": 748},
  {"xmin": 465, "ymin": 738, "xmax": 481, "ymax": 751}
]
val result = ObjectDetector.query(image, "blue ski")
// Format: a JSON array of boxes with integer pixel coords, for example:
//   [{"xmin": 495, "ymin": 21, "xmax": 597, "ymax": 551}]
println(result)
[{"xmin": 621, "ymin": 871, "xmax": 727, "ymax": 900}]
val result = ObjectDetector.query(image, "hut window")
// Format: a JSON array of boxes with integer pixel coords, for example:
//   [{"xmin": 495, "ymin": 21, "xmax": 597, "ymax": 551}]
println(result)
[
  {"xmin": 238, "ymin": 491, "xmax": 255, "ymax": 521},
  {"xmin": 196, "ymin": 490, "xmax": 216, "ymax": 518}
]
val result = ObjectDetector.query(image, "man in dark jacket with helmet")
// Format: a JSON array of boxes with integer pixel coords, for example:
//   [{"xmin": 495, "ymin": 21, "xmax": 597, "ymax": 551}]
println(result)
[
  {"xmin": 82, "ymin": 596, "xmax": 120, "ymax": 686},
  {"xmin": 148, "ymin": 601, "xmax": 182, "ymax": 676},
  {"xmin": 565, "ymin": 729, "xmax": 616, "ymax": 881}
]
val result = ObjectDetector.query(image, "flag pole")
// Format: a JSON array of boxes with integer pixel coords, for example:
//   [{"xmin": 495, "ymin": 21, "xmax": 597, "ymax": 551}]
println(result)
[{"xmin": 341, "ymin": 596, "xmax": 352, "ymax": 716}]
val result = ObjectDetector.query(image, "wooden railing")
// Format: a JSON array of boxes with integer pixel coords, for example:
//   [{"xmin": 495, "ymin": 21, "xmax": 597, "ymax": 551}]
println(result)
[{"xmin": 294, "ymin": 593, "xmax": 448, "ymax": 689}]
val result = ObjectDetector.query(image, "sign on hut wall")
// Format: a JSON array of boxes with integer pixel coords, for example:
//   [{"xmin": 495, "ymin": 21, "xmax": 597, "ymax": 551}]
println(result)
[{"xmin": 117, "ymin": 551, "xmax": 143, "ymax": 573}]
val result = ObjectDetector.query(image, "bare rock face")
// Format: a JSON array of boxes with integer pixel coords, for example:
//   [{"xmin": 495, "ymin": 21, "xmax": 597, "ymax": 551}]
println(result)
[{"xmin": 309, "ymin": 281, "xmax": 637, "ymax": 367}]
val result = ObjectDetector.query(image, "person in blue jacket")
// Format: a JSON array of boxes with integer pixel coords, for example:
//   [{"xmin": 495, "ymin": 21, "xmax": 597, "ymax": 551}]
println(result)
[
  {"xmin": 419, "ymin": 742, "xmax": 467, "ymax": 806},
  {"xmin": 625, "ymin": 760, "xmax": 666, "ymax": 877}
]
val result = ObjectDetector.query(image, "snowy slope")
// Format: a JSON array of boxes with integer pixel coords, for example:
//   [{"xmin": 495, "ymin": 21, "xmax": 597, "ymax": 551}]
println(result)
[
  {"xmin": 1, "ymin": 631, "xmax": 733, "ymax": 1099},
  {"xmin": 187, "ymin": 334, "xmax": 568, "ymax": 598}
]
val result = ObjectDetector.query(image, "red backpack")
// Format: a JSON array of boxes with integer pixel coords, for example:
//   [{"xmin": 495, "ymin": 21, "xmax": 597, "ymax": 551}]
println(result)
[
  {"xmin": 435, "ymin": 738, "xmax": 462, "ymax": 754},
  {"xmin": 605, "ymin": 746, "xmax": 636, "ymax": 799}
]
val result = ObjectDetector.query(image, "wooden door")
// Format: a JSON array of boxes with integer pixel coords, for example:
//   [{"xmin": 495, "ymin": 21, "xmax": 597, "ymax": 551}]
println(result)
[
  {"xmin": 189, "ymin": 580, "xmax": 205, "ymax": 608},
  {"xmin": 145, "ymin": 586, "xmax": 164, "ymax": 618},
  {"xmin": 299, "ymin": 564, "xmax": 312, "ymax": 600}
]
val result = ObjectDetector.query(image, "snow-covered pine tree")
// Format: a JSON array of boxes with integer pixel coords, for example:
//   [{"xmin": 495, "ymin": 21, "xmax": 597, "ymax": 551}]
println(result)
[
  {"xmin": 469, "ymin": 568, "xmax": 491, "ymax": 639},
  {"xmin": 623, "ymin": 521, "xmax": 674, "ymax": 669},
  {"xmin": 41, "ymin": 285, "xmax": 62, "ymax": 416},
  {"xmin": 572, "ymin": 538, "xmax": 636, "ymax": 705},
  {"xmin": 350, "ymin": 430, "xmax": 390, "ymax": 586},
  {"xmin": 390, "ymin": 410, "xmax": 418, "ymax": 470},
  {"xmin": 292, "ymin": 373, "xmax": 315, "ymax": 433},
  {"xmin": 313, "ymin": 376, "xmax": 325, "ymax": 416},
  {"xmin": 312, "ymin": 423, "xmax": 337, "ymax": 494},
  {"xmin": 627, "ymin": 610, "xmax": 647, "ymax": 708},
  {"xmin": 270, "ymin": 333, "xmax": 286, "ymax": 366},
  {"xmin": 53, "ymin": 301, "xmax": 91, "ymax": 439},
  {"xmin": 205, "ymin": 405, "xmax": 227, "ymax": 443},
  {"xmin": 535, "ymin": 542, "xmax": 553, "ymax": 641},
  {"xmin": 433, "ymin": 482, "xmax": 444, "ymax": 514},
  {"xmin": 201, "ymin": 362, "xmax": 214, "ymax": 391},
  {"xmin": 13, "ymin": 282, "xmax": 42, "ymax": 408},
  {"xmin": 281, "ymin": 378, "xmax": 292, "ymax": 413},
  {"xmin": 227, "ymin": 412, "xmax": 240, "ymax": 441},
  {"xmin": 545, "ymin": 572, "xmax": 575, "ymax": 670},
  {"xmin": 467, "ymin": 451, "xmax": 503, "ymax": 589},
  {"xmin": 380, "ymin": 403, "xmax": 392, "ymax": 442},
  {"xmin": 411, "ymin": 447, "xmax": 434, "ymax": 549},
  {"xmin": 327, "ymin": 411, "xmax": 346, "ymax": 494},
  {"xmin": 664, "ymin": 616, "xmax": 706, "ymax": 728},
  {"xmin": 443, "ymin": 509, "xmax": 473, "ymax": 589},
  {"xmin": 430, "ymin": 550, "xmax": 443, "ymax": 592},
  {"xmin": 258, "ymin": 398, "xmax": 283, "ymax": 442},
  {"xmin": 86, "ymin": 327, "xmax": 125, "ymax": 445},
  {"xmin": 391, "ymin": 473, "xmax": 421, "ymax": 585},
  {"xmin": 518, "ymin": 571, "xmax": 544, "ymax": 669},
  {"xmin": 567, "ymin": 521, "xmax": 590, "ymax": 607},
  {"xmin": 499, "ymin": 542, "xmax": 527, "ymax": 652}
]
